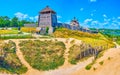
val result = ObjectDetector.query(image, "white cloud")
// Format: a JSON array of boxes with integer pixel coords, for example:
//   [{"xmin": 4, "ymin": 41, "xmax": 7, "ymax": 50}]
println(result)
[
  {"xmin": 91, "ymin": 13, "xmax": 94, "ymax": 16},
  {"xmin": 57, "ymin": 15, "xmax": 62, "ymax": 19},
  {"xmin": 91, "ymin": 21, "xmax": 99, "ymax": 25},
  {"xmin": 34, "ymin": 16, "xmax": 38, "ymax": 21},
  {"xmin": 81, "ymin": 16, "xmax": 120, "ymax": 29},
  {"xmin": 84, "ymin": 18, "xmax": 93, "ymax": 24},
  {"xmin": 80, "ymin": 8, "xmax": 84, "ymax": 11},
  {"xmin": 14, "ymin": 12, "xmax": 28, "ymax": 20},
  {"xmin": 29, "ymin": 17, "xmax": 34, "ymax": 21},
  {"xmin": 118, "ymin": 17, "xmax": 120, "ymax": 19},
  {"xmin": 104, "ymin": 18, "xmax": 111, "ymax": 22},
  {"xmin": 15, "ymin": 12, "xmax": 38, "ymax": 22},
  {"xmin": 118, "ymin": 22, "xmax": 120, "ymax": 25},
  {"xmin": 103, "ymin": 14, "xmax": 107, "ymax": 18},
  {"xmin": 90, "ymin": 0, "xmax": 97, "ymax": 2}
]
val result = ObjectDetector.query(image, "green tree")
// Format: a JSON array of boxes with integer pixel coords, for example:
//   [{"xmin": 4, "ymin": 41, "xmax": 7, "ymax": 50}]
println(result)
[
  {"xmin": 10, "ymin": 17, "xmax": 18, "ymax": 27},
  {"xmin": 46, "ymin": 27, "xmax": 49, "ymax": 34},
  {"xmin": 3, "ymin": 16, "xmax": 10, "ymax": 27},
  {"xmin": 0, "ymin": 16, "xmax": 10, "ymax": 27}
]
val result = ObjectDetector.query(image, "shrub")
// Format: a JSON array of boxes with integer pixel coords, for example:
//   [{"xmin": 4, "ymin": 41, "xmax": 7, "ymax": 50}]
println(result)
[
  {"xmin": 85, "ymin": 64, "xmax": 92, "ymax": 70},
  {"xmin": 93, "ymin": 67, "xmax": 96, "ymax": 71},
  {"xmin": 108, "ymin": 57, "xmax": 111, "ymax": 60},
  {"xmin": 99, "ymin": 61, "xmax": 104, "ymax": 65}
]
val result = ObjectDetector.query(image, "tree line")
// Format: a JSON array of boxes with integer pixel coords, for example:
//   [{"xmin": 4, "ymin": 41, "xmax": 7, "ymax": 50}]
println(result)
[{"xmin": 0, "ymin": 16, "xmax": 36, "ymax": 27}]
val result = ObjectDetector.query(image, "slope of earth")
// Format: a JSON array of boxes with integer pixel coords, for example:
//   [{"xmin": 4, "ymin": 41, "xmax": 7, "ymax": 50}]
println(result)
[{"xmin": 71, "ymin": 44, "xmax": 120, "ymax": 75}]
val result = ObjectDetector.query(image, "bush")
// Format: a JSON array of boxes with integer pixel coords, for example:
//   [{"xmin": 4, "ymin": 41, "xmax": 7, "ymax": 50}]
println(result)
[
  {"xmin": 108, "ymin": 57, "xmax": 111, "ymax": 60},
  {"xmin": 93, "ymin": 67, "xmax": 96, "ymax": 71},
  {"xmin": 99, "ymin": 61, "xmax": 104, "ymax": 65},
  {"xmin": 85, "ymin": 64, "xmax": 92, "ymax": 70},
  {"xmin": 69, "ymin": 59, "xmax": 77, "ymax": 64}
]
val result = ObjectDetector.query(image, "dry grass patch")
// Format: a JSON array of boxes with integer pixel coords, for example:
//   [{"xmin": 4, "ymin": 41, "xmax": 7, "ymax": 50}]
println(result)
[{"xmin": 19, "ymin": 40, "xmax": 66, "ymax": 70}]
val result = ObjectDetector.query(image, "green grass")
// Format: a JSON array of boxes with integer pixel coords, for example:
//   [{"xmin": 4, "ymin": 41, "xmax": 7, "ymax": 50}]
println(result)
[
  {"xmin": 19, "ymin": 40, "xmax": 66, "ymax": 70},
  {"xmin": 0, "ymin": 30, "xmax": 19, "ymax": 34},
  {"xmin": 0, "ymin": 40, "xmax": 27, "ymax": 74},
  {"xmin": 117, "ymin": 40, "xmax": 120, "ymax": 45},
  {"xmin": 0, "ymin": 34, "xmax": 33, "ymax": 39},
  {"xmin": 54, "ymin": 28, "xmax": 115, "ymax": 48}
]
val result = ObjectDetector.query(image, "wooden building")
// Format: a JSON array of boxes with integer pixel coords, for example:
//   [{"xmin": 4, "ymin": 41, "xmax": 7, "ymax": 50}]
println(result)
[{"xmin": 38, "ymin": 6, "xmax": 57, "ymax": 34}]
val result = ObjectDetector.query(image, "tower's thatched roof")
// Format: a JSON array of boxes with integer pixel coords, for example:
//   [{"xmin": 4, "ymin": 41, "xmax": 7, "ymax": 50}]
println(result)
[{"xmin": 40, "ymin": 6, "xmax": 56, "ymax": 14}]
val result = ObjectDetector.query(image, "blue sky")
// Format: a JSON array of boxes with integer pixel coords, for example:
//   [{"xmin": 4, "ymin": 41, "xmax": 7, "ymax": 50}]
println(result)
[{"xmin": 0, "ymin": 0, "xmax": 120, "ymax": 29}]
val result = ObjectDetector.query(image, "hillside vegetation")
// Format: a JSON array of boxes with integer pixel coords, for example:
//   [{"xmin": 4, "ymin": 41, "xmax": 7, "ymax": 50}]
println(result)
[
  {"xmin": 0, "ymin": 30, "xmax": 19, "ymax": 34},
  {"xmin": 99, "ymin": 29, "xmax": 120, "ymax": 45},
  {"xmin": 54, "ymin": 28, "xmax": 115, "ymax": 48},
  {"xmin": 19, "ymin": 40, "xmax": 66, "ymax": 70},
  {"xmin": 54, "ymin": 28, "xmax": 115, "ymax": 64},
  {"xmin": 20, "ymin": 27, "xmax": 36, "ymax": 33},
  {"xmin": 0, "ymin": 40, "xmax": 27, "ymax": 74}
]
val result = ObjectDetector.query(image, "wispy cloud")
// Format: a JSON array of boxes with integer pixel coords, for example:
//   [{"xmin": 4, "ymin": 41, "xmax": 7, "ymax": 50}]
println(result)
[
  {"xmin": 118, "ymin": 17, "xmax": 120, "ymax": 19},
  {"xmin": 81, "ymin": 16, "xmax": 120, "ymax": 29},
  {"xmin": 84, "ymin": 18, "xmax": 93, "ymax": 24},
  {"xmin": 14, "ymin": 12, "xmax": 38, "ymax": 22},
  {"xmin": 80, "ymin": 8, "xmax": 84, "ymax": 11},
  {"xmin": 14, "ymin": 12, "xmax": 28, "ymax": 20},
  {"xmin": 34, "ymin": 16, "xmax": 38, "ymax": 21},
  {"xmin": 89, "ymin": 0, "xmax": 97, "ymax": 2},
  {"xmin": 103, "ymin": 14, "xmax": 107, "ymax": 18},
  {"xmin": 91, "ymin": 13, "xmax": 94, "ymax": 16},
  {"xmin": 57, "ymin": 15, "xmax": 62, "ymax": 19}
]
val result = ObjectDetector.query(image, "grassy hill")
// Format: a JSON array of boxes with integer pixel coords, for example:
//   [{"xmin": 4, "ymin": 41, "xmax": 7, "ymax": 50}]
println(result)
[
  {"xmin": 54, "ymin": 28, "xmax": 115, "ymax": 64},
  {"xmin": 53, "ymin": 28, "xmax": 115, "ymax": 49}
]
